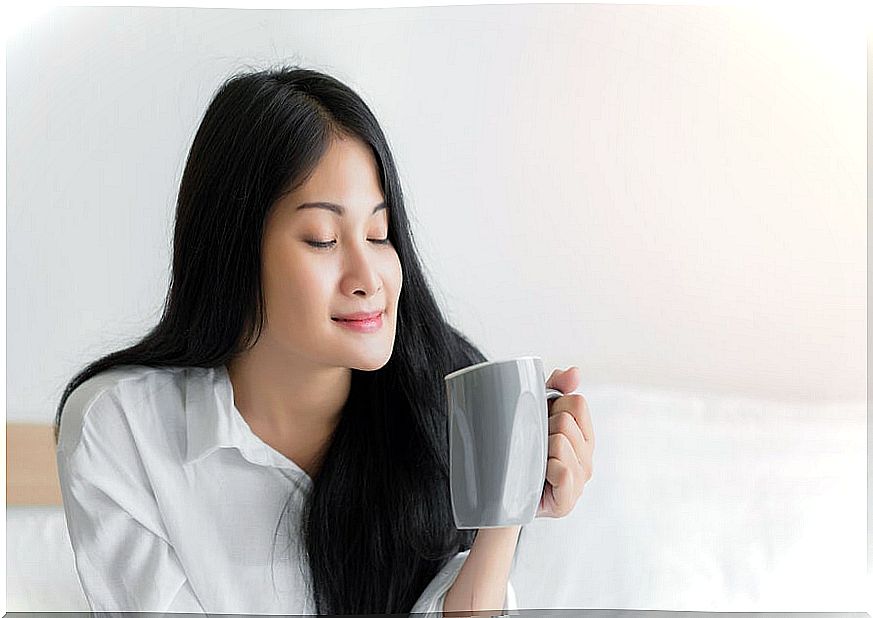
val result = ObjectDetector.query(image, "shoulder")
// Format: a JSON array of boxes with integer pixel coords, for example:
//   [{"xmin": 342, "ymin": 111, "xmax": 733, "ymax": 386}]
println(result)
[{"xmin": 57, "ymin": 365, "xmax": 188, "ymax": 458}]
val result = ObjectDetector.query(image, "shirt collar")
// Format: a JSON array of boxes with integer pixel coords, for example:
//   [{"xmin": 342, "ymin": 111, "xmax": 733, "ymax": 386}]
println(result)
[{"xmin": 183, "ymin": 365, "xmax": 313, "ymax": 487}]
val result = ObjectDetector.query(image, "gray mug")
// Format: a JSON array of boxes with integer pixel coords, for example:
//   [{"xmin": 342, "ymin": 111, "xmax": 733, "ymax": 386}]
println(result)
[{"xmin": 445, "ymin": 356, "xmax": 563, "ymax": 529}]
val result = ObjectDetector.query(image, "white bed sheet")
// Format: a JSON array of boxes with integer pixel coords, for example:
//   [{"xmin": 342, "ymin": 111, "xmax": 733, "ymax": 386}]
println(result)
[
  {"xmin": 513, "ymin": 384, "xmax": 868, "ymax": 612},
  {"xmin": 7, "ymin": 505, "xmax": 89, "ymax": 612}
]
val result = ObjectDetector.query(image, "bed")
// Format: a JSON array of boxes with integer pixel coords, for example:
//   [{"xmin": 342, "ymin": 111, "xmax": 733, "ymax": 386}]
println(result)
[{"xmin": 7, "ymin": 384, "xmax": 869, "ymax": 613}]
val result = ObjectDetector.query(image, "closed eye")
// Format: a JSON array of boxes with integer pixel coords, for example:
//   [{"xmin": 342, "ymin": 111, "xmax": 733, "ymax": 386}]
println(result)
[{"xmin": 306, "ymin": 238, "xmax": 391, "ymax": 249}]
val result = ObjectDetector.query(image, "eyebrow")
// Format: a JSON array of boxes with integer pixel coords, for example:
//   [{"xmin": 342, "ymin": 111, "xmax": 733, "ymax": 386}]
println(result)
[{"xmin": 295, "ymin": 201, "xmax": 388, "ymax": 216}]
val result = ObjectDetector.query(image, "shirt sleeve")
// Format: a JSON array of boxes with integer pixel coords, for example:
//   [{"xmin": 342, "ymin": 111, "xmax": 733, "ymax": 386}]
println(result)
[
  {"xmin": 409, "ymin": 549, "xmax": 518, "ymax": 616},
  {"xmin": 56, "ymin": 389, "xmax": 205, "ymax": 614}
]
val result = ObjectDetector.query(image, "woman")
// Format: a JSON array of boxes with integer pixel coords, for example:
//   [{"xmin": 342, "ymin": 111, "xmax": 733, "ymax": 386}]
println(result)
[{"xmin": 53, "ymin": 65, "xmax": 594, "ymax": 616}]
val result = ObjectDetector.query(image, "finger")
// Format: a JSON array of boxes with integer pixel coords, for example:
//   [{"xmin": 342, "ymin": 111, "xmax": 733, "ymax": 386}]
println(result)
[
  {"xmin": 543, "ymin": 455, "xmax": 574, "ymax": 516},
  {"xmin": 549, "ymin": 421, "xmax": 593, "ymax": 484},
  {"xmin": 549, "ymin": 393, "xmax": 595, "ymax": 449},
  {"xmin": 549, "ymin": 426, "xmax": 585, "ymax": 474},
  {"xmin": 545, "ymin": 366, "xmax": 581, "ymax": 395},
  {"xmin": 549, "ymin": 410, "xmax": 587, "ymax": 466},
  {"xmin": 548, "ymin": 432, "xmax": 583, "ymax": 490}
]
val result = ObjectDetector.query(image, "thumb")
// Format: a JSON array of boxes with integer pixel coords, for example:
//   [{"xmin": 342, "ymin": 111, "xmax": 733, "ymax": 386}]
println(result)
[{"xmin": 546, "ymin": 366, "xmax": 581, "ymax": 394}]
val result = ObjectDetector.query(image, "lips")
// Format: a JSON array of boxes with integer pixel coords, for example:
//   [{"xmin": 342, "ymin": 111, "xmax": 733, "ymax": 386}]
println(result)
[
  {"xmin": 332, "ymin": 310, "xmax": 384, "ymax": 321},
  {"xmin": 332, "ymin": 311, "xmax": 384, "ymax": 333}
]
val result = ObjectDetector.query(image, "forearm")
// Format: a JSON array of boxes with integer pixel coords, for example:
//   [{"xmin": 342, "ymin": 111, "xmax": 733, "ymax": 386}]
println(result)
[{"xmin": 443, "ymin": 525, "xmax": 521, "ymax": 615}]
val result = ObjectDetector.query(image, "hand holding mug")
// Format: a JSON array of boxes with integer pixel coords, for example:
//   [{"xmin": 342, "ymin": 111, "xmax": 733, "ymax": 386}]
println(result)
[
  {"xmin": 537, "ymin": 366, "xmax": 595, "ymax": 519},
  {"xmin": 445, "ymin": 356, "xmax": 594, "ymax": 528}
]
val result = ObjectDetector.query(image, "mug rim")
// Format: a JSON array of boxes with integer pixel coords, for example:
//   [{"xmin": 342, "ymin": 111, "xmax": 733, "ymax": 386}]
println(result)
[{"xmin": 443, "ymin": 355, "xmax": 542, "ymax": 381}]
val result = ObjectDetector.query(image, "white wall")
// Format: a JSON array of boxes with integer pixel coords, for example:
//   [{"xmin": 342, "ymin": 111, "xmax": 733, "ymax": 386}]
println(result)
[{"xmin": 6, "ymin": 4, "xmax": 865, "ymax": 422}]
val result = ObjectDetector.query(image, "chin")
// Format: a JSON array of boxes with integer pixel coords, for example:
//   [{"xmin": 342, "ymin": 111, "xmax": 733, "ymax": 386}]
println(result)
[
  {"xmin": 350, "ymin": 347, "xmax": 394, "ymax": 372},
  {"xmin": 352, "ymin": 356, "xmax": 391, "ymax": 372}
]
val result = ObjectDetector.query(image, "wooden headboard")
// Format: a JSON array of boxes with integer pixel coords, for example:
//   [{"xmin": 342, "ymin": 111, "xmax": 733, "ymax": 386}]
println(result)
[{"xmin": 7, "ymin": 423, "xmax": 63, "ymax": 505}]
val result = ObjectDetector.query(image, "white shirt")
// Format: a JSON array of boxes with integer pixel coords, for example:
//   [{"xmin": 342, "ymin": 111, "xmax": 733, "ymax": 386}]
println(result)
[{"xmin": 55, "ymin": 364, "xmax": 518, "ymax": 614}]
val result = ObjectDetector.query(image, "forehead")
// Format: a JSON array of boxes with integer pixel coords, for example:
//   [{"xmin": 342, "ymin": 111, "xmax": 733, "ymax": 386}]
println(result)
[{"xmin": 293, "ymin": 136, "xmax": 384, "ymax": 204}]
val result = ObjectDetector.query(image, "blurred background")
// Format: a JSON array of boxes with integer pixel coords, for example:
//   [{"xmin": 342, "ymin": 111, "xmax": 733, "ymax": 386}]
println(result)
[
  {"xmin": 6, "ymin": 4, "xmax": 865, "ymax": 409},
  {"xmin": 5, "ymin": 2, "xmax": 868, "ymax": 614}
]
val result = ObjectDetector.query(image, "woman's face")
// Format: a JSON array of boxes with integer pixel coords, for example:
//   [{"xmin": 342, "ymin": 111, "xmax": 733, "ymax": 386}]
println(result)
[{"xmin": 258, "ymin": 135, "xmax": 403, "ymax": 371}]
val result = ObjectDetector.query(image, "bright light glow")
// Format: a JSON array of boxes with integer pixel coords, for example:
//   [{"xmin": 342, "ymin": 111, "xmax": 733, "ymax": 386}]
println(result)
[
  {"xmin": 746, "ymin": 2, "xmax": 868, "ymax": 91},
  {"xmin": 2, "ymin": 3, "xmax": 54, "ymax": 45}
]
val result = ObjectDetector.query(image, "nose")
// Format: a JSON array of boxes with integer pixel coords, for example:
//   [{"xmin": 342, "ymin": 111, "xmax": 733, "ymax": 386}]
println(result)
[{"xmin": 341, "ymin": 240, "xmax": 382, "ymax": 297}]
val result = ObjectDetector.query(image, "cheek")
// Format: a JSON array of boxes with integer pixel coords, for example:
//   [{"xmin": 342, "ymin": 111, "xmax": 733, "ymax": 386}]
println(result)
[
  {"xmin": 389, "ymin": 253, "xmax": 403, "ymax": 297},
  {"xmin": 263, "ymin": 252, "xmax": 333, "ymax": 318},
  {"xmin": 294, "ymin": 267, "xmax": 336, "ymax": 314}
]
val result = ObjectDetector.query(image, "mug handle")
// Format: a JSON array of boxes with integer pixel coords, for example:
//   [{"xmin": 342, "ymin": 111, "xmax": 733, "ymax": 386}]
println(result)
[{"xmin": 545, "ymin": 387, "xmax": 563, "ymax": 401}]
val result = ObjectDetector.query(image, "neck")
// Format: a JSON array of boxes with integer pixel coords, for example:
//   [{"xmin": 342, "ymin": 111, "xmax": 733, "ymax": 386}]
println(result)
[{"xmin": 225, "ymin": 343, "xmax": 351, "ymax": 448}]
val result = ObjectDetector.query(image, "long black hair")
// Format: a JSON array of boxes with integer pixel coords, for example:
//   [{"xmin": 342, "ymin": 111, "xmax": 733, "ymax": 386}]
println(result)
[{"xmin": 52, "ymin": 65, "xmax": 500, "ymax": 615}]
